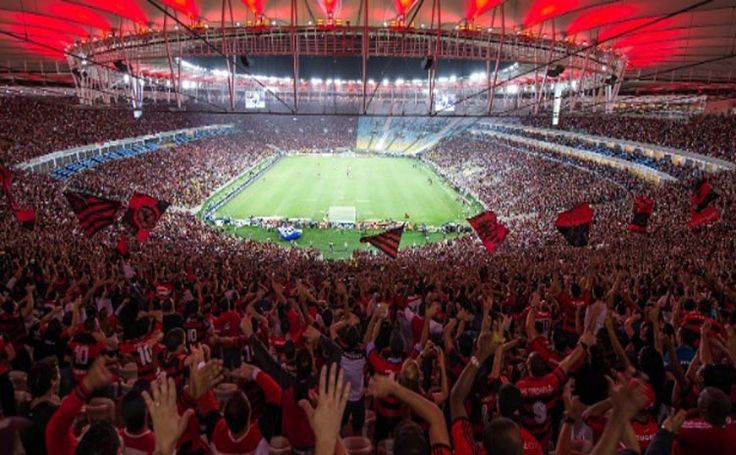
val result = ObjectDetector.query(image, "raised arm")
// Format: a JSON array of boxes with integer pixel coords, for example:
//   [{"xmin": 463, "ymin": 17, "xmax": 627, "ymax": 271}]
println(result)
[
  {"xmin": 370, "ymin": 374, "xmax": 450, "ymax": 448},
  {"xmin": 450, "ymin": 330, "xmax": 499, "ymax": 420}
]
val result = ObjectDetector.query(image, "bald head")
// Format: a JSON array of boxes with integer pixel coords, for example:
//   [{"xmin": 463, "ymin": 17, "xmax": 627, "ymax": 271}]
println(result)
[
  {"xmin": 483, "ymin": 417, "xmax": 523, "ymax": 455},
  {"xmin": 698, "ymin": 387, "xmax": 732, "ymax": 426}
]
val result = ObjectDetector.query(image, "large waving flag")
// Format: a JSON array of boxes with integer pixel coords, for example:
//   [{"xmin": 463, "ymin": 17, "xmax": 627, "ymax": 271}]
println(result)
[
  {"xmin": 688, "ymin": 180, "xmax": 720, "ymax": 229},
  {"xmin": 64, "ymin": 191, "xmax": 121, "ymax": 237},
  {"xmin": 0, "ymin": 164, "xmax": 10, "ymax": 195},
  {"xmin": 360, "ymin": 225, "xmax": 404, "ymax": 258},
  {"xmin": 1, "ymin": 163, "xmax": 36, "ymax": 229},
  {"xmin": 467, "ymin": 211, "xmax": 508, "ymax": 254},
  {"xmin": 628, "ymin": 197, "xmax": 655, "ymax": 233},
  {"xmin": 122, "ymin": 193, "xmax": 169, "ymax": 242},
  {"xmin": 555, "ymin": 203, "xmax": 594, "ymax": 247}
]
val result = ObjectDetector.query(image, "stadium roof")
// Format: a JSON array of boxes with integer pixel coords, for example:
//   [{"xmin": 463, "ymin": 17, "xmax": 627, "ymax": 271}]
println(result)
[{"xmin": 0, "ymin": 0, "xmax": 734, "ymax": 83}]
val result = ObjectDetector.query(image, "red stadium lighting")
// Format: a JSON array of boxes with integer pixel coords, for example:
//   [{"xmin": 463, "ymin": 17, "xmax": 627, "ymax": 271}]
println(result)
[
  {"xmin": 6, "ymin": 12, "xmax": 90, "ymax": 38},
  {"xmin": 524, "ymin": 0, "xmax": 578, "ymax": 27},
  {"xmin": 394, "ymin": 0, "xmax": 416, "ymax": 15},
  {"xmin": 241, "ymin": 0, "xmax": 265, "ymax": 15},
  {"xmin": 566, "ymin": 4, "xmax": 639, "ymax": 36},
  {"xmin": 598, "ymin": 17, "xmax": 673, "ymax": 42},
  {"xmin": 465, "ymin": 0, "xmax": 502, "ymax": 21},
  {"xmin": 46, "ymin": 2, "xmax": 112, "ymax": 32},
  {"xmin": 315, "ymin": 0, "xmax": 341, "ymax": 19},
  {"xmin": 159, "ymin": 0, "xmax": 201, "ymax": 19},
  {"xmin": 72, "ymin": 0, "xmax": 149, "ymax": 25}
]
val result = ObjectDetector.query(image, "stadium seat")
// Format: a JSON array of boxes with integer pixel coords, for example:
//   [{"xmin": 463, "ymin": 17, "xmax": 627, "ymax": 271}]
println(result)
[
  {"xmin": 269, "ymin": 435, "xmax": 292, "ymax": 454},
  {"xmin": 86, "ymin": 397, "xmax": 116, "ymax": 423},
  {"xmin": 342, "ymin": 436, "xmax": 372, "ymax": 455}
]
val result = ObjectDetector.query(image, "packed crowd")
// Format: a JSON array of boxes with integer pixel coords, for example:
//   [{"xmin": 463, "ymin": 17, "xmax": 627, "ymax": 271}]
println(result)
[
  {"xmin": 488, "ymin": 126, "xmax": 693, "ymax": 180},
  {"xmin": 522, "ymin": 114, "xmax": 736, "ymax": 161},
  {"xmin": 0, "ymin": 102, "xmax": 735, "ymax": 455},
  {"xmin": 0, "ymin": 96, "xmax": 357, "ymax": 166},
  {"xmin": 0, "ymin": 96, "xmax": 214, "ymax": 164},
  {"xmin": 67, "ymin": 134, "xmax": 273, "ymax": 208}
]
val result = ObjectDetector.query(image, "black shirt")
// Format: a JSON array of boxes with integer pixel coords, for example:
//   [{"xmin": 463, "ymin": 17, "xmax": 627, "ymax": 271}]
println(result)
[{"xmin": 20, "ymin": 400, "xmax": 59, "ymax": 455}]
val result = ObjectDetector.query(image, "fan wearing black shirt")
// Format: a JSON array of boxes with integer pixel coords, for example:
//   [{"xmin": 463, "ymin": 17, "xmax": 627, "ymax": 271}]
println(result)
[{"xmin": 21, "ymin": 358, "xmax": 61, "ymax": 455}]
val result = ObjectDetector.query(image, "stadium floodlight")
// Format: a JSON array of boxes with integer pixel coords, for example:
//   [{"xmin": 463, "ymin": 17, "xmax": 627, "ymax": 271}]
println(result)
[
  {"xmin": 326, "ymin": 79, "xmax": 333, "ymax": 84},
  {"xmin": 506, "ymin": 84, "xmax": 519, "ymax": 94},
  {"xmin": 395, "ymin": 78, "xmax": 405, "ymax": 86},
  {"xmin": 412, "ymin": 79, "xmax": 422, "ymax": 86},
  {"xmin": 469, "ymin": 71, "xmax": 486, "ymax": 82},
  {"xmin": 335, "ymin": 79, "xmax": 343, "ymax": 85},
  {"xmin": 311, "ymin": 78, "xmax": 323, "ymax": 84},
  {"xmin": 368, "ymin": 79, "xmax": 376, "ymax": 85},
  {"xmin": 437, "ymin": 77, "xmax": 448, "ymax": 83},
  {"xmin": 449, "ymin": 75, "xmax": 457, "ymax": 82},
  {"xmin": 382, "ymin": 78, "xmax": 390, "ymax": 85}
]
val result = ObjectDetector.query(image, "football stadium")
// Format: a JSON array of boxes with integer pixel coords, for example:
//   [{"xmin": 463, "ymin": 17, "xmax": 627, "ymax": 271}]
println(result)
[{"xmin": 1, "ymin": 0, "xmax": 736, "ymax": 454}]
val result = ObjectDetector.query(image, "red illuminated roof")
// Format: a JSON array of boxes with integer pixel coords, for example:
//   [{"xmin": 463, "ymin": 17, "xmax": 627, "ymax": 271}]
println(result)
[{"xmin": 0, "ymin": 0, "xmax": 733, "ymax": 79}]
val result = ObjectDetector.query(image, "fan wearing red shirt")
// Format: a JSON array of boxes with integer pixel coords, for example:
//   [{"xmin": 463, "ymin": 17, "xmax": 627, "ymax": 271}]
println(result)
[
  {"xmin": 119, "ymin": 317, "xmax": 162, "ymax": 382},
  {"xmin": 450, "ymin": 331, "xmax": 542, "ymax": 455},
  {"xmin": 157, "ymin": 328, "xmax": 188, "ymax": 387},
  {"xmin": 215, "ymin": 302, "xmax": 245, "ymax": 369},
  {"xmin": 119, "ymin": 388, "xmax": 155, "ymax": 455},
  {"xmin": 183, "ymin": 311, "xmax": 213, "ymax": 349},
  {"xmin": 67, "ymin": 317, "xmax": 109, "ymax": 383},
  {"xmin": 45, "ymin": 356, "xmax": 120, "ymax": 455},
  {"xmin": 515, "ymin": 331, "xmax": 593, "ymax": 448},
  {"xmin": 676, "ymin": 387, "xmax": 736, "ymax": 455},
  {"xmin": 365, "ymin": 304, "xmax": 407, "ymax": 441},
  {"xmin": 368, "ymin": 374, "xmax": 453, "ymax": 455},
  {"xmin": 210, "ymin": 363, "xmax": 282, "ymax": 455},
  {"xmin": 583, "ymin": 378, "xmax": 659, "ymax": 452}
]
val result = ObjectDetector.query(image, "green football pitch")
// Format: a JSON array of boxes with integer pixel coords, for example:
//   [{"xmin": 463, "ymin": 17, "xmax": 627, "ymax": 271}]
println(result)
[
  {"xmin": 216, "ymin": 155, "xmax": 473, "ymax": 224},
  {"xmin": 208, "ymin": 155, "xmax": 480, "ymax": 259}
]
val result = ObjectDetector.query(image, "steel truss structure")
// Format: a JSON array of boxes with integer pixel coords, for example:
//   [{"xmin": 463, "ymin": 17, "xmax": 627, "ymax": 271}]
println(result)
[{"xmin": 67, "ymin": 5, "xmax": 625, "ymax": 117}]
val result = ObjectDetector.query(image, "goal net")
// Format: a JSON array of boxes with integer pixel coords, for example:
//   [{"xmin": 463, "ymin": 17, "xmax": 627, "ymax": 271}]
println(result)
[{"xmin": 328, "ymin": 206, "xmax": 357, "ymax": 224}]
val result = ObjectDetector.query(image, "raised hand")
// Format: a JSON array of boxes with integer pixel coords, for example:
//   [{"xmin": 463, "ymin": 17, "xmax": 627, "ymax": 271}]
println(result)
[
  {"xmin": 298, "ymin": 365, "xmax": 351, "ymax": 455},
  {"xmin": 186, "ymin": 349, "xmax": 223, "ymax": 400},
  {"xmin": 142, "ymin": 376, "xmax": 194, "ymax": 455},
  {"xmin": 607, "ymin": 376, "xmax": 648, "ymax": 422},
  {"xmin": 82, "ymin": 355, "xmax": 114, "ymax": 392},
  {"xmin": 367, "ymin": 374, "xmax": 396, "ymax": 399}
]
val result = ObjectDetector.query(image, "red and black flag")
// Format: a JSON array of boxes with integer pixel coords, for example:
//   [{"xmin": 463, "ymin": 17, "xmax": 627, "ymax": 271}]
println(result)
[
  {"xmin": 688, "ymin": 180, "xmax": 720, "ymax": 229},
  {"xmin": 1, "ymin": 163, "xmax": 35, "ymax": 229},
  {"xmin": 467, "ymin": 211, "xmax": 509, "ymax": 254},
  {"xmin": 13, "ymin": 208, "xmax": 35, "ymax": 229},
  {"xmin": 0, "ymin": 164, "xmax": 10, "ymax": 196},
  {"xmin": 64, "ymin": 191, "xmax": 121, "ymax": 237},
  {"xmin": 122, "ymin": 193, "xmax": 169, "ymax": 242},
  {"xmin": 360, "ymin": 225, "xmax": 404, "ymax": 259},
  {"xmin": 555, "ymin": 203, "xmax": 594, "ymax": 247},
  {"xmin": 115, "ymin": 236, "xmax": 130, "ymax": 258},
  {"xmin": 628, "ymin": 197, "xmax": 655, "ymax": 233}
]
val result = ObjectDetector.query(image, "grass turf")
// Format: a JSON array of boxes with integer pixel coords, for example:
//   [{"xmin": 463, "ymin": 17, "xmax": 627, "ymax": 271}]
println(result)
[
  {"xmin": 209, "ymin": 155, "xmax": 479, "ymax": 259},
  {"xmin": 215, "ymin": 155, "xmax": 473, "ymax": 224}
]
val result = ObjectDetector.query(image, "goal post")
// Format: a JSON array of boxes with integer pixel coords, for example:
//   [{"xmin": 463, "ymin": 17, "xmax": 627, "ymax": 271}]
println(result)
[{"xmin": 328, "ymin": 206, "xmax": 357, "ymax": 224}]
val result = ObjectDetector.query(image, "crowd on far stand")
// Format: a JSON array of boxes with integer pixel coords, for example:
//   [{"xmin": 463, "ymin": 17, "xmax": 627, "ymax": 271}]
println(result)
[
  {"xmin": 522, "ymin": 114, "xmax": 736, "ymax": 161},
  {"xmin": 0, "ymin": 98, "xmax": 735, "ymax": 455}
]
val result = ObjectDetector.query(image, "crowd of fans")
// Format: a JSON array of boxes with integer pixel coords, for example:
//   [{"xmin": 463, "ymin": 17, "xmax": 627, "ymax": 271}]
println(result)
[
  {"xmin": 67, "ymin": 134, "xmax": 273, "ymax": 208},
  {"xmin": 488, "ymin": 125, "xmax": 693, "ymax": 180},
  {"xmin": 0, "ymin": 96, "xmax": 215, "ymax": 164},
  {"xmin": 522, "ymin": 114, "xmax": 736, "ymax": 161},
  {"xmin": 0, "ymin": 100, "xmax": 735, "ymax": 455}
]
